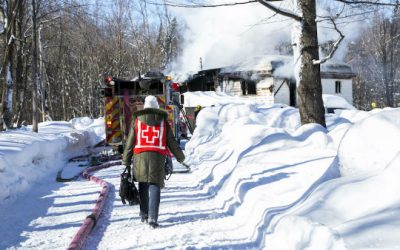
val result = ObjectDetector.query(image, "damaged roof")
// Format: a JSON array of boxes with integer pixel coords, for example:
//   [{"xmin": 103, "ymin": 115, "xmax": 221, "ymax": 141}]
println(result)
[{"xmin": 200, "ymin": 55, "xmax": 356, "ymax": 80}]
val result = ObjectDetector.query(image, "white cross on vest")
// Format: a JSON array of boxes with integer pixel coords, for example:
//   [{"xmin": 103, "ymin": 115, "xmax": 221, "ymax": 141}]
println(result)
[
  {"xmin": 142, "ymin": 126, "xmax": 160, "ymax": 144},
  {"xmin": 134, "ymin": 119, "xmax": 167, "ymax": 154}
]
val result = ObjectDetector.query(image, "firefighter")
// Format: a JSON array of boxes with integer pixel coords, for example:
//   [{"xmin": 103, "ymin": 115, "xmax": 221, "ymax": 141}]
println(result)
[{"xmin": 122, "ymin": 95, "xmax": 185, "ymax": 228}]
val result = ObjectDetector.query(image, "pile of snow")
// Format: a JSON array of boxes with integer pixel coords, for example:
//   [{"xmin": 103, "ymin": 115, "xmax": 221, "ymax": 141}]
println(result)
[
  {"xmin": 338, "ymin": 108, "xmax": 400, "ymax": 176},
  {"xmin": 183, "ymin": 95, "xmax": 400, "ymax": 249},
  {"xmin": 0, "ymin": 118, "xmax": 104, "ymax": 204},
  {"xmin": 263, "ymin": 108, "xmax": 400, "ymax": 249},
  {"xmin": 70, "ymin": 117, "xmax": 105, "ymax": 145}
]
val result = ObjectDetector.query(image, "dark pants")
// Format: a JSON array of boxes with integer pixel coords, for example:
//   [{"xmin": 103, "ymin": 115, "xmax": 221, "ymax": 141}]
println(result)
[{"xmin": 139, "ymin": 182, "xmax": 161, "ymax": 223}]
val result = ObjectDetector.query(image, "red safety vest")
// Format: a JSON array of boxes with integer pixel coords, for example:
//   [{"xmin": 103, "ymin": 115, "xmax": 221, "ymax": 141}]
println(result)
[{"xmin": 134, "ymin": 119, "xmax": 167, "ymax": 155}]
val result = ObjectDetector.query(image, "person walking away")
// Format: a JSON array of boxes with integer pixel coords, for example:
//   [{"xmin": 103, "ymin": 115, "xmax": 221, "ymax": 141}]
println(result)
[{"xmin": 122, "ymin": 95, "xmax": 185, "ymax": 228}]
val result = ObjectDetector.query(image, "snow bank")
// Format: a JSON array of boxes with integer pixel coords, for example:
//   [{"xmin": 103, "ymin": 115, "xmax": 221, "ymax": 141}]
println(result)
[
  {"xmin": 185, "ymin": 97, "xmax": 400, "ymax": 249},
  {"xmin": 185, "ymin": 103, "xmax": 301, "ymax": 164},
  {"xmin": 71, "ymin": 117, "xmax": 105, "ymax": 144},
  {"xmin": 181, "ymin": 101, "xmax": 341, "ymax": 248},
  {"xmin": 338, "ymin": 108, "xmax": 400, "ymax": 176},
  {"xmin": 0, "ymin": 118, "xmax": 104, "ymax": 204},
  {"xmin": 264, "ymin": 216, "xmax": 346, "ymax": 250},
  {"xmin": 264, "ymin": 108, "xmax": 400, "ymax": 249}
]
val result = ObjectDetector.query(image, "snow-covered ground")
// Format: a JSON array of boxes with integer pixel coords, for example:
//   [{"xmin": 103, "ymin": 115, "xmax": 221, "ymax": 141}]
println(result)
[{"xmin": 0, "ymin": 93, "xmax": 399, "ymax": 249}]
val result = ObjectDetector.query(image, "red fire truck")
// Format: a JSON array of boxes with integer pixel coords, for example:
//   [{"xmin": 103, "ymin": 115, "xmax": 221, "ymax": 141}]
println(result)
[{"xmin": 102, "ymin": 72, "xmax": 187, "ymax": 152}]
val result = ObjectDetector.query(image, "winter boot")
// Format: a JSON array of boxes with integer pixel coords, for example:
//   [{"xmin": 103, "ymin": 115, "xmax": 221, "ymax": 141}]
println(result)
[
  {"xmin": 141, "ymin": 216, "xmax": 148, "ymax": 223},
  {"xmin": 149, "ymin": 221, "xmax": 159, "ymax": 229}
]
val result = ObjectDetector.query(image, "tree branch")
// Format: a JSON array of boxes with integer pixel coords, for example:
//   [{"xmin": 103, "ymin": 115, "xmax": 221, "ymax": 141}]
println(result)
[
  {"xmin": 257, "ymin": 0, "xmax": 302, "ymax": 21},
  {"xmin": 146, "ymin": 0, "xmax": 303, "ymax": 23},
  {"xmin": 334, "ymin": 0, "xmax": 400, "ymax": 7},
  {"xmin": 313, "ymin": 17, "xmax": 345, "ymax": 65},
  {"xmin": 146, "ymin": 0, "xmax": 258, "ymax": 8},
  {"xmin": 9, "ymin": 0, "xmax": 23, "ymax": 34},
  {"xmin": 39, "ymin": 15, "xmax": 61, "ymax": 25}
]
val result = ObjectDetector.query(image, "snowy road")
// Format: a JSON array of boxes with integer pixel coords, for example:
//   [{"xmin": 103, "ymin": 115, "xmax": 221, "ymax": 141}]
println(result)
[{"xmin": 0, "ymin": 170, "xmax": 100, "ymax": 249}]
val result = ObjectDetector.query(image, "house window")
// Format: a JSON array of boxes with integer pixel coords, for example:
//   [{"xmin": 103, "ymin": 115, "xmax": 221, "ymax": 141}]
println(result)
[{"xmin": 335, "ymin": 81, "xmax": 341, "ymax": 94}]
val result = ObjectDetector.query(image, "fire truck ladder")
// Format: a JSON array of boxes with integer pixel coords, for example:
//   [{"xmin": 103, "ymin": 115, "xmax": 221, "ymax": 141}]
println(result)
[{"xmin": 173, "ymin": 100, "xmax": 194, "ymax": 135}]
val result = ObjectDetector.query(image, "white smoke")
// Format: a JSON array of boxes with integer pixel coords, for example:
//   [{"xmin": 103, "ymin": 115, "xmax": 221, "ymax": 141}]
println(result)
[
  {"xmin": 316, "ymin": 2, "xmax": 368, "ymax": 62},
  {"xmin": 167, "ymin": 1, "xmax": 294, "ymax": 80},
  {"xmin": 167, "ymin": 0, "xmax": 366, "ymax": 81}
]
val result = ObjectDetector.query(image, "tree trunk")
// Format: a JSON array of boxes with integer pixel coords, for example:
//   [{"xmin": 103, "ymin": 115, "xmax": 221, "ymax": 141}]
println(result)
[
  {"xmin": 31, "ymin": 0, "xmax": 39, "ymax": 132},
  {"xmin": 44, "ymin": 71, "xmax": 53, "ymax": 121},
  {"xmin": 1, "ymin": 62, "xmax": 14, "ymax": 129},
  {"xmin": 14, "ymin": 2, "xmax": 27, "ymax": 127},
  {"xmin": 38, "ymin": 23, "xmax": 47, "ymax": 121},
  {"xmin": 295, "ymin": 0, "xmax": 326, "ymax": 127},
  {"xmin": 0, "ymin": 0, "xmax": 21, "ymax": 130}
]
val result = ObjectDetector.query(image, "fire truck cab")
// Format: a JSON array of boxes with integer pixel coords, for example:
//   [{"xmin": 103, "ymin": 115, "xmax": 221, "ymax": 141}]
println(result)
[{"xmin": 102, "ymin": 72, "xmax": 182, "ymax": 152}]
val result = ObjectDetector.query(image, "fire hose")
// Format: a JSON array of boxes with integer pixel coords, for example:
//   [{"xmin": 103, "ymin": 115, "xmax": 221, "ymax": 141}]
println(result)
[{"xmin": 67, "ymin": 160, "xmax": 121, "ymax": 250}]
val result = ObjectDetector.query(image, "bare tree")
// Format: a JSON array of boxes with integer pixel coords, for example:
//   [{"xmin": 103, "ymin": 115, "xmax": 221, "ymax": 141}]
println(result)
[
  {"xmin": 157, "ymin": 5, "xmax": 181, "ymax": 71},
  {"xmin": 0, "ymin": 0, "xmax": 22, "ymax": 130},
  {"xmin": 378, "ymin": 6, "xmax": 400, "ymax": 107},
  {"xmin": 0, "ymin": 0, "xmax": 183, "ymax": 127},
  {"xmin": 348, "ymin": 5, "xmax": 400, "ymax": 109},
  {"xmin": 13, "ymin": 0, "xmax": 29, "ymax": 127}
]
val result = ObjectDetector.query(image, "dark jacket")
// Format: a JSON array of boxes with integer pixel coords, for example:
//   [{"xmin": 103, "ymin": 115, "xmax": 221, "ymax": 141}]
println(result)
[{"xmin": 122, "ymin": 108, "xmax": 185, "ymax": 188}]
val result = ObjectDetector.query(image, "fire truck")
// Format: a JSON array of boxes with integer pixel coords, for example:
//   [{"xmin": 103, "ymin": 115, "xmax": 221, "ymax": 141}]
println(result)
[{"xmin": 102, "ymin": 72, "xmax": 189, "ymax": 152}]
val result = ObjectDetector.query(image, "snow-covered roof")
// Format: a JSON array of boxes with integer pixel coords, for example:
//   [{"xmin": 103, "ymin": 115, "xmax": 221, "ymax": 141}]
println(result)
[
  {"xmin": 322, "ymin": 94, "xmax": 356, "ymax": 110},
  {"xmin": 221, "ymin": 55, "xmax": 292, "ymax": 74},
  {"xmin": 320, "ymin": 63, "xmax": 356, "ymax": 79},
  {"xmin": 212, "ymin": 55, "xmax": 355, "ymax": 79}
]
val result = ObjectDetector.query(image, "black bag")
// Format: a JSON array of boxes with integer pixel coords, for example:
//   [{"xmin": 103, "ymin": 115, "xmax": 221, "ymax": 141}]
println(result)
[
  {"xmin": 119, "ymin": 166, "xmax": 140, "ymax": 205},
  {"xmin": 164, "ymin": 155, "xmax": 173, "ymax": 180}
]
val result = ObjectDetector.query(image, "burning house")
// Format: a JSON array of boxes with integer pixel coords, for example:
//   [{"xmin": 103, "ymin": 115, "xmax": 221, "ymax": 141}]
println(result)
[{"xmin": 184, "ymin": 55, "xmax": 356, "ymax": 107}]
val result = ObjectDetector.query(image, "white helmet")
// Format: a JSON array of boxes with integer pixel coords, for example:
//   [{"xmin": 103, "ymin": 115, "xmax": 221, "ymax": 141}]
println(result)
[{"xmin": 143, "ymin": 95, "xmax": 159, "ymax": 109}]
